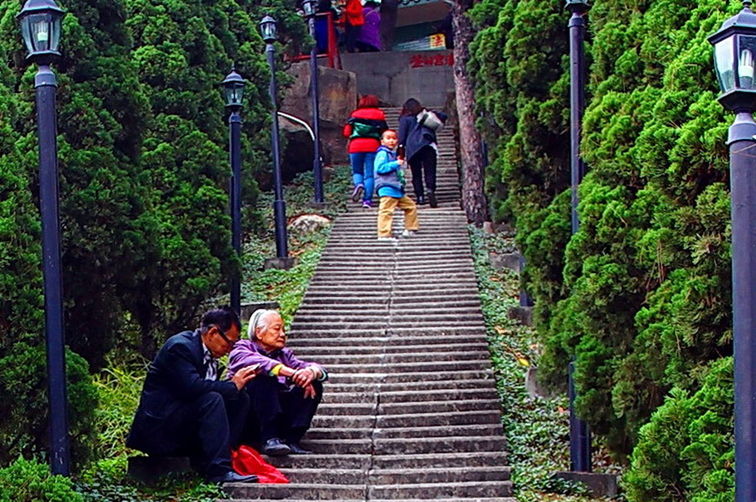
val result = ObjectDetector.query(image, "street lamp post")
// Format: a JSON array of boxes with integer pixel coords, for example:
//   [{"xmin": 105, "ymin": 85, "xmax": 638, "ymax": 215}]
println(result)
[
  {"xmin": 222, "ymin": 67, "xmax": 245, "ymax": 315},
  {"xmin": 566, "ymin": 0, "xmax": 591, "ymax": 473},
  {"xmin": 302, "ymin": 0, "xmax": 325, "ymax": 206},
  {"xmin": 17, "ymin": 0, "xmax": 69, "ymax": 476},
  {"xmin": 260, "ymin": 16, "xmax": 293, "ymax": 269},
  {"xmin": 709, "ymin": 4, "xmax": 756, "ymax": 500}
]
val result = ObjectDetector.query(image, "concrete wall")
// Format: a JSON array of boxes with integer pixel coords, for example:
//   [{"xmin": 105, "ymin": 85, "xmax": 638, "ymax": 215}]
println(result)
[{"xmin": 340, "ymin": 50, "xmax": 454, "ymax": 107}]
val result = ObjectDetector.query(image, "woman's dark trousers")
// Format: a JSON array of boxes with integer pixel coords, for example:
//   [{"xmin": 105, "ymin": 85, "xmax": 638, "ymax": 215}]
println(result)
[
  {"xmin": 244, "ymin": 375, "xmax": 323, "ymax": 445},
  {"xmin": 409, "ymin": 145, "xmax": 437, "ymax": 198}
]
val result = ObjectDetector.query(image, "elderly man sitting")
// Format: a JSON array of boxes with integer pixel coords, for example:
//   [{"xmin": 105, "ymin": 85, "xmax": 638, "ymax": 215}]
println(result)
[{"xmin": 228, "ymin": 309, "xmax": 328, "ymax": 456}]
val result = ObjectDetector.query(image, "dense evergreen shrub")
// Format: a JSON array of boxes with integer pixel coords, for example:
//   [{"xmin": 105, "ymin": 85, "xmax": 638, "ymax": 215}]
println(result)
[
  {"xmin": 0, "ymin": 457, "xmax": 83, "ymax": 502},
  {"xmin": 469, "ymin": 0, "xmax": 737, "ymax": 493}
]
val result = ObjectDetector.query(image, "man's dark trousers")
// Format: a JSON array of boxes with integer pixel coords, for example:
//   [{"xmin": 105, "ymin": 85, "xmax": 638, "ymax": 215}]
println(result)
[
  {"xmin": 244, "ymin": 375, "xmax": 323, "ymax": 445},
  {"xmin": 145, "ymin": 391, "xmax": 249, "ymax": 477}
]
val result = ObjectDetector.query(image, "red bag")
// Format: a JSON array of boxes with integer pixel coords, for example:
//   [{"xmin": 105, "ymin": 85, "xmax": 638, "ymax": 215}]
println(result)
[{"xmin": 231, "ymin": 445, "xmax": 290, "ymax": 484}]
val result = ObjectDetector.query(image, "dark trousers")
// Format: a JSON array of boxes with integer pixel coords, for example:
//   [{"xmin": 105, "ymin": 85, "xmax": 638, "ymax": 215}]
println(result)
[
  {"xmin": 345, "ymin": 23, "xmax": 360, "ymax": 53},
  {"xmin": 244, "ymin": 376, "xmax": 323, "ymax": 445},
  {"xmin": 409, "ymin": 145, "xmax": 438, "ymax": 197},
  {"xmin": 136, "ymin": 391, "xmax": 249, "ymax": 479}
]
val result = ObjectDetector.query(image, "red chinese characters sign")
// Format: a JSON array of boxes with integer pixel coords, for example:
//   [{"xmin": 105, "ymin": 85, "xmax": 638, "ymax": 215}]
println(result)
[{"xmin": 410, "ymin": 53, "xmax": 454, "ymax": 68}]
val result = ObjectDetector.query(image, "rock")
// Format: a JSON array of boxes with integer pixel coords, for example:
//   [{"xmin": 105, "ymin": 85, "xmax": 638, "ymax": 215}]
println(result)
[
  {"xmin": 281, "ymin": 62, "xmax": 357, "ymax": 166},
  {"xmin": 127, "ymin": 456, "xmax": 191, "ymax": 482},
  {"xmin": 289, "ymin": 214, "xmax": 332, "ymax": 234},
  {"xmin": 551, "ymin": 471, "xmax": 619, "ymax": 497},
  {"xmin": 483, "ymin": 221, "xmax": 496, "ymax": 234},
  {"xmin": 264, "ymin": 257, "xmax": 297, "ymax": 270},
  {"xmin": 490, "ymin": 252, "xmax": 521, "ymax": 272},
  {"xmin": 241, "ymin": 301, "xmax": 280, "ymax": 322},
  {"xmin": 524, "ymin": 366, "xmax": 553, "ymax": 399},
  {"xmin": 508, "ymin": 306, "xmax": 533, "ymax": 326}
]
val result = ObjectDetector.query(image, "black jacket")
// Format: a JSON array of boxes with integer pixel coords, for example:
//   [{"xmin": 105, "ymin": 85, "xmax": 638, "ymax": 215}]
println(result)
[{"xmin": 126, "ymin": 330, "xmax": 239, "ymax": 453}]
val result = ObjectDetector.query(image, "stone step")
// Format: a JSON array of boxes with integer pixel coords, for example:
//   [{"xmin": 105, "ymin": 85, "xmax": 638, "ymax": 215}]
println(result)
[
  {"xmin": 315, "ymin": 360, "xmax": 490, "ymax": 374},
  {"xmin": 298, "ymin": 435, "xmax": 505, "ymax": 455},
  {"xmin": 224, "ymin": 483, "xmax": 365, "ymax": 500},
  {"xmin": 320, "ymin": 387, "xmax": 497, "ymax": 404},
  {"xmin": 286, "ymin": 335, "xmax": 485, "ymax": 347},
  {"xmin": 287, "ymin": 327, "xmax": 486, "ymax": 337},
  {"xmin": 369, "ymin": 466, "xmax": 511, "ymax": 484},
  {"xmin": 290, "ymin": 317, "xmax": 483, "ymax": 329},
  {"xmin": 279, "ymin": 468, "xmax": 366, "ymax": 484},
  {"xmin": 318, "ymin": 378, "xmax": 493, "ymax": 393},
  {"xmin": 368, "ymin": 480, "xmax": 513, "ymax": 499},
  {"xmin": 372, "ymin": 451, "xmax": 508, "ymax": 469},
  {"xmin": 317, "ymin": 398, "xmax": 499, "ymax": 417},
  {"xmin": 264, "ymin": 454, "xmax": 370, "ymax": 470},
  {"xmin": 327, "ymin": 369, "xmax": 493, "ymax": 385},
  {"xmin": 305, "ymin": 422, "xmax": 503, "ymax": 441},
  {"xmin": 309, "ymin": 351, "xmax": 489, "ymax": 365},
  {"xmin": 313, "ymin": 409, "xmax": 501, "ymax": 429}
]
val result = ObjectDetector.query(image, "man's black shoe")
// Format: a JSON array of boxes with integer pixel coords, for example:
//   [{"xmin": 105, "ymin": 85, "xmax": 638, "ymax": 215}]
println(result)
[
  {"xmin": 417, "ymin": 195, "xmax": 426, "ymax": 205},
  {"xmin": 287, "ymin": 442, "xmax": 311, "ymax": 454},
  {"xmin": 263, "ymin": 438, "xmax": 291, "ymax": 456},
  {"xmin": 207, "ymin": 471, "xmax": 259, "ymax": 484},
  {"xmin": 427, "ymin": 190, "xmax": 438, "ymax": 208}
]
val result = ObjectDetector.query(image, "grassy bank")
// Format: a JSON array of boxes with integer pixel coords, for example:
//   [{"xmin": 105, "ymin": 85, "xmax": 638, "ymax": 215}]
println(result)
[{"xmin": 469, "ymin": 225, "xmax": 624, "ymax": 502}]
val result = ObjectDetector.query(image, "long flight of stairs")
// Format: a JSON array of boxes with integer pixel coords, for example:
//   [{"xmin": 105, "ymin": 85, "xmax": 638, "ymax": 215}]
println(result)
[{"xmin": 221, "ymin": 107, "xmax": 515, "ymax": 502}]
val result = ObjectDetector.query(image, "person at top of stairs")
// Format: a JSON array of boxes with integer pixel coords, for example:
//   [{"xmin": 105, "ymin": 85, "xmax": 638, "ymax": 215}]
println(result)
[
  {"xmin": 374, "ymin": 129, "xmax": 419, "ymax": 240},
  {"xmin": 228, "ymin": 309, "xmax": 328, "ymax": 457},
  {"xmin": 397, "ymin": 97, "xmax": 447, "ymax": 208},
  {"xmin": 343, "ymin": 94, "xmax": 387, "ymax": 208}
]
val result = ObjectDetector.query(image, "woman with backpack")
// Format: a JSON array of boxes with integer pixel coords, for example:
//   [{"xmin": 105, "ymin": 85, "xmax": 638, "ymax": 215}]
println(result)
[
  {"xmin": 343, "ymin": 94, "xmax": 388, "ymax": 208},
  {"xmin": 397, "ymin": 98, "xmax": 447, "ymax": 207}
]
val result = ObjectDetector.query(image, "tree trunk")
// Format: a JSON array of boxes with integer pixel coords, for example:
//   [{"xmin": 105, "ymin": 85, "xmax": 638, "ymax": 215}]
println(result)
[{"xmin": 451, "ymin": 0, "xmax": 489, "ymax": 225}]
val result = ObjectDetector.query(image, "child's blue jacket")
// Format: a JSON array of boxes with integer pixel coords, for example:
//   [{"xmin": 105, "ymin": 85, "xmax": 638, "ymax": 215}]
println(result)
[{"xmin": 374, "ymin": 145, "xmax": 405, "ymax": 198}]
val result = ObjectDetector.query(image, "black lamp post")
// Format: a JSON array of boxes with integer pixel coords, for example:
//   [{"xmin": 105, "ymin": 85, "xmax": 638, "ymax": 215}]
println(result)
[
  {"xmin": 709, "ymin": 4, "xmax": 756, "ymax": 500},
  {"xmin": 302, "ymin": 0, "xmax": 325, "ymax": 206},
  {"xmin": 261, "ymin": 16, "xmax": 293, "ymax": 269},
  {"xmin": 566, "ymin": 0, "xmax": 591, "ymax": 474},
  {"xmin": 17, "ymin": 0, "xmax": 69, "ymax": 476},
  {"xmin": 222, "ymin": 67, "xmax": 245, "ymax": 315}
]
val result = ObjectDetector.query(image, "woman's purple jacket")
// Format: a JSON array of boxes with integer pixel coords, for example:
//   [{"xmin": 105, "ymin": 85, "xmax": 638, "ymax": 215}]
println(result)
[{"xmin": 227, "ymin": 339, "xmax": 327, "ymax": 385}]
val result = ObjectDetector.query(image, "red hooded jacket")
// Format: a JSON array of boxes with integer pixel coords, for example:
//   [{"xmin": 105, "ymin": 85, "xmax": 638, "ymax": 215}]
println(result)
[{"xmin": 342, "ymin": 107, "xmax": 387, "ymax": 153}]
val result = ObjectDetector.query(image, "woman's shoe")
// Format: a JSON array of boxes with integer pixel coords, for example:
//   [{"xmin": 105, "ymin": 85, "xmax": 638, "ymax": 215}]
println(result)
[
  {"xmin": 362, "ymin": 200, "xmax": 373, "ymax": 208},
  {"xmin": 351, "ymin": 184, "xmax": 364, "ymax": 202},
  {"xmin": 427, "ymin": 191, "xmax": 438, "ymax": 208},
  {"xmin": 417, "ymin": 195, "xmax": 427, "ymax": 205}
]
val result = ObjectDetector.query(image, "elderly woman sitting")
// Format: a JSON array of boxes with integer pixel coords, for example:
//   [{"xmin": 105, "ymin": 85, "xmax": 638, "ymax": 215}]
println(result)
[{"xmin": 228, "ymin": 309, "xmax": 327, "ymax": 456}]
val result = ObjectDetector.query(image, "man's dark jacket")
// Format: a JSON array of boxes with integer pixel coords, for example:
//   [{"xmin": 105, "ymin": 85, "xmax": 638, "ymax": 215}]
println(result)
[{"xmin": 126, "ymin": 330, "xmax": 239, "ymax": 454}]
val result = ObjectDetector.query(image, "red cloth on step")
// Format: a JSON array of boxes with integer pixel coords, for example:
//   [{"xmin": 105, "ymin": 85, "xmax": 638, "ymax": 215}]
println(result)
[{"xmin": 231, "ymin": 445, "xmax": 290, "ymax": 484}]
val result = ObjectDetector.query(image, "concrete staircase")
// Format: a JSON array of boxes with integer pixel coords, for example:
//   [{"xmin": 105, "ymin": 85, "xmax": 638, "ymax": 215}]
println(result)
[{"xmin": 221, "ymin": 107, "xmax": 515, "ymax": 502}]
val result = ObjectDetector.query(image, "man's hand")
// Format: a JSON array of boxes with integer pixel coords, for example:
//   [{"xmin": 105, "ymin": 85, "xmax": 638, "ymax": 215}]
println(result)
[
  {"xmin": 303, "ymin": 383, "xmax": 317, "ymax": 399},
  {"xmin": 231, "ymin": 365, "xmax": 258, "ymax": 391},
  {"xmin": 291, "ymin": 366, "xmax": 318, "ymax": 388}
]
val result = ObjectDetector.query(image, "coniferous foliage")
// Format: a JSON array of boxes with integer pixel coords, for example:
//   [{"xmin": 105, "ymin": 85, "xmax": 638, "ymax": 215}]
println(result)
[
  {"xmin": 0, "ymin": 0, "xmax": 303, "ymax": 469},
  {"xmin": 469, "ymin": 0, "xmax": 736, "ymax": 495}
]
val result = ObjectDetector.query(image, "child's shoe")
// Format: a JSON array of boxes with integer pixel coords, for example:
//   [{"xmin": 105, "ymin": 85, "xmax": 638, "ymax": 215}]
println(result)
[
  {"xmin": 401, "ymin": 229, "xmax": 418, "ymax": 237},
  {"xmin": 351, "ymin": 184, "xmax": 364, "ymax": 202},
  {"xmin": 362, "ymin": 200, "xmax": 373, "ymax": 208},
  {"xmin": 377, "ymin": 236, "xmax": 397, "ymax": 242}
]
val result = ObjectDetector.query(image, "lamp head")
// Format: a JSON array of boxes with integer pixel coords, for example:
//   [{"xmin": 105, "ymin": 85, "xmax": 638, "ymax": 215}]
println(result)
[
  {"xmin": 260, "ymin": 15, "xmax": 278, "ymax": 43},
  {"xmin": 709, "ymin": 1, "xmax": 756, "ymax": 112},
  {"xmin": 302, "ymin": 0, "xmax": 318, "ymax": 18},
  {"xmin": 565, "ymin": 0, "xmax": 589, "ymax": 14},
  {"xmin": 17, "ymin": 0, "xmax": 65, "ymax": 64},
  {"xmin": 222, "ymin": 66, "xmax": 245, "ymax": 110}
]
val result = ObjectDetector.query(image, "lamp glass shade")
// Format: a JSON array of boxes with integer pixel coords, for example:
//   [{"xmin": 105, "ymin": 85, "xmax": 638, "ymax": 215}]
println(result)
[
  {"xmin": 303, "ymin": 0, "xmax": 317, "ymax": 17},
  {"xmin": 715, "ymin": 36, "xmax": 736, "ymax": 93},
  {"xmin": 20, "ymin": 10, "xmax": 62, "ymax": 56},
  {"xmin": 739, "ymin": 34, "xmax": 756, "ymax": 89},
  {"xmin": 260, "ymin": 16, "xmax": 277, "ymax": 43},
  {"xmin": 224, "ymin": 82, "xmax": 244, "ymax": 107}
]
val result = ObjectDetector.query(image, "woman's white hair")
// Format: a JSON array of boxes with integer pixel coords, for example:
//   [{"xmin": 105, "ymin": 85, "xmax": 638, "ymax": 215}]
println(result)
[{"xmin": 247, "ymin": 309, "xmax": 280, "ymax": 339}]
